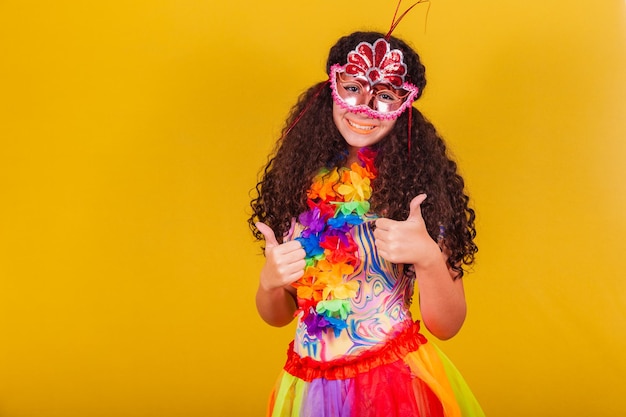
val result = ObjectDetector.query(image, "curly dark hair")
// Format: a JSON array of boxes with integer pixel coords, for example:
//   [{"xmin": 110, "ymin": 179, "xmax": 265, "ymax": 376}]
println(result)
[{"xmin": 249, "ymin": 31, "xmax": 477, "ymax": 278}]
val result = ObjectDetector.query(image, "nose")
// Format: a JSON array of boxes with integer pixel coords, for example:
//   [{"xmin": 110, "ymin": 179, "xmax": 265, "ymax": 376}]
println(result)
[{"xmin": 366, "ymin": 94, "xmax": 377, "ymax": 110}]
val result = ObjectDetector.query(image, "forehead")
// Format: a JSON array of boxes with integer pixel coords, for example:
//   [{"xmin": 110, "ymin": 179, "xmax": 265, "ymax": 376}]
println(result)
[{"xmin": 341, "ymin": 39, "xmax": 408, "ymax": 89}]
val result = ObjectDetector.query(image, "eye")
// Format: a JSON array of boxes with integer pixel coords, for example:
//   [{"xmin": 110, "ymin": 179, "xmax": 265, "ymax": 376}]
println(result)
[
  {"xmin": 375, "ymin": 89, "xmax": 402, "ymax": 103},
  {"xmin": 341, "ymin": 82, "xmax": 361, "ymax": 94}
]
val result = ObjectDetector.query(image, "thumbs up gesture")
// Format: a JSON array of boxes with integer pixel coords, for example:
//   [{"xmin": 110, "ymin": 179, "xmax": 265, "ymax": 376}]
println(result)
[
  {"xmin": 256, "ymin": 222, "xmax": 306, "ymax": 291},
  {"xmin": 373, "ymin": 194, "xmax": 441, "ymax": 266}
]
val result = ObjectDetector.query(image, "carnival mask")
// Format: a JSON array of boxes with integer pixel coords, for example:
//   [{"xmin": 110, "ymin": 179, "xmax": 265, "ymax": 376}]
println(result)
[{"xmin": 330, "ymin": 38, "xmax": 419, "ymax": 120}]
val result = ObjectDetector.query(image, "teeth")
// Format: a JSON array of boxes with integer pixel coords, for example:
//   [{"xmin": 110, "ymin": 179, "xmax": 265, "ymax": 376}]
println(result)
[{"xmin": 348, "ymin": 120, "xmax": 375, "ymax": 130}]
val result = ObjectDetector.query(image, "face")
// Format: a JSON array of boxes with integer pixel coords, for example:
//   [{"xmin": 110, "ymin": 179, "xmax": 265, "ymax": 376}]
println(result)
[{"xmin": 332, "ymin": 100, "xmax": 396, "ymax": 151}]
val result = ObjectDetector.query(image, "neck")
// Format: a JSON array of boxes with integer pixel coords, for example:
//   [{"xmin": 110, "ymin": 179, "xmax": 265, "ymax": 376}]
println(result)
[{"xmin": 346, "ymin": 147, "xmax": 360, "ymax": 166}]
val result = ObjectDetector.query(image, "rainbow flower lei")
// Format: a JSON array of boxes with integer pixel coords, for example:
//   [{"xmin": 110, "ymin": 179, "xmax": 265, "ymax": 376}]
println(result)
[{"xmin": 293, "ymin": 148, "xmax": 378, "ymax": 338}]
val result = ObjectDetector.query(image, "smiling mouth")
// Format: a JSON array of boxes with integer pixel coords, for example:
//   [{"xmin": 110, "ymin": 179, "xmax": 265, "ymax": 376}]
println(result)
[{"xmin": 346, "ymin": 119, "xmax": 377, "ymax": 134}]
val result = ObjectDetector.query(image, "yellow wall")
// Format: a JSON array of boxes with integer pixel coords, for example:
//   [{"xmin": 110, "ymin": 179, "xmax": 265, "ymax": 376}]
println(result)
[{"xmin": 1, "ymin": 1, "xmax": 625, "ymax": 416}]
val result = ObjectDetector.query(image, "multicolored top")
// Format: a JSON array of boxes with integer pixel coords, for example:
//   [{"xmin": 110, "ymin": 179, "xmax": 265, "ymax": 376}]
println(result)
[{"xmin": 290, "ymin": 148, "xmax": 415, "ymax": 362}]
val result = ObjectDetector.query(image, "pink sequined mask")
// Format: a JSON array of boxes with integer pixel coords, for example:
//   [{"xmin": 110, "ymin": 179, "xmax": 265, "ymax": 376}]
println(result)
[{"xmin": 330, "ymin": 38, "xmax": 419, "ymax": 120}]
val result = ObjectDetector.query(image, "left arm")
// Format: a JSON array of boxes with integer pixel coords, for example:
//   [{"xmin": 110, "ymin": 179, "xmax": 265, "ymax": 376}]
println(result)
[
  {"xmin": 374, "ymin": 194, "xmax": 466, "ymax": 340},
  {"xmin": 411, "ymin": 246, "xmax": 466, "ymax": 340}
]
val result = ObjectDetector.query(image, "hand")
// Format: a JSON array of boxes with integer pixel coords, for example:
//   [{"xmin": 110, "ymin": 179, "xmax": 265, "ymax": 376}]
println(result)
[
  {"xmin": 373, "ymin": 194, "xmax": 441, "ymax": 266},
  {"xmin": 256, "ymin": 222, "xmax": 306, "ymax": 291}
]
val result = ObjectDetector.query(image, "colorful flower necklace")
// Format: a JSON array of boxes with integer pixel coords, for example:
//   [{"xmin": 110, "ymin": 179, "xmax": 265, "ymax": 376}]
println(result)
[{"xmin": 293, "ymin": 148, "xmax": 377, "ymax": 338}]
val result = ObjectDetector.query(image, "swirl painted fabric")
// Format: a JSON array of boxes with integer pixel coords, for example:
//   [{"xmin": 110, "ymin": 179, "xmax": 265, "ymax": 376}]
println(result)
[{"xmin": 266, "ymin": 223, "xmax": 486, "ymax": 417}]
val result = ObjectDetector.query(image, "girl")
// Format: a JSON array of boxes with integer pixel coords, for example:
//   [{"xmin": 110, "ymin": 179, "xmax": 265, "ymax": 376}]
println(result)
[{"xmin": 249, "ymin": 30, "xmax": 484, "ymax": 417}]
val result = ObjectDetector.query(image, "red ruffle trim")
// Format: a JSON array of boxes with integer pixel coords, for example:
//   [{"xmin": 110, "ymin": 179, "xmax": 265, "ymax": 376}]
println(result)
[{"xmin": 284, "ymin": 320, "xmax": 428, "ymax": 382}]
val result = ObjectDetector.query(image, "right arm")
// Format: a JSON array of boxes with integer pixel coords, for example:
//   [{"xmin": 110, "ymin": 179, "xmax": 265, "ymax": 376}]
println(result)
[{"xmin": 255, "ymin": 222, "xmax": 306, "ymax": 327}]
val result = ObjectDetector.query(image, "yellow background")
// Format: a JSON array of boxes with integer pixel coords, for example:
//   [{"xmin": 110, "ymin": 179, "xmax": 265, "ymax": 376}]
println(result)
[{"xmin": 1, "ymin": 1, "xmax": 625, "ymax": 416}]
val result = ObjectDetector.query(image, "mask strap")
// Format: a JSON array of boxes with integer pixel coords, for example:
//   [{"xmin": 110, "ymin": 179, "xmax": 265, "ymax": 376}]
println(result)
[
  {"xmin": 280, "ymin": 80, "xmax": 330, "ymax": 141},
  {"xmin": 407, "ymin": 105, "xmax": 413, "ymax": 157}
]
